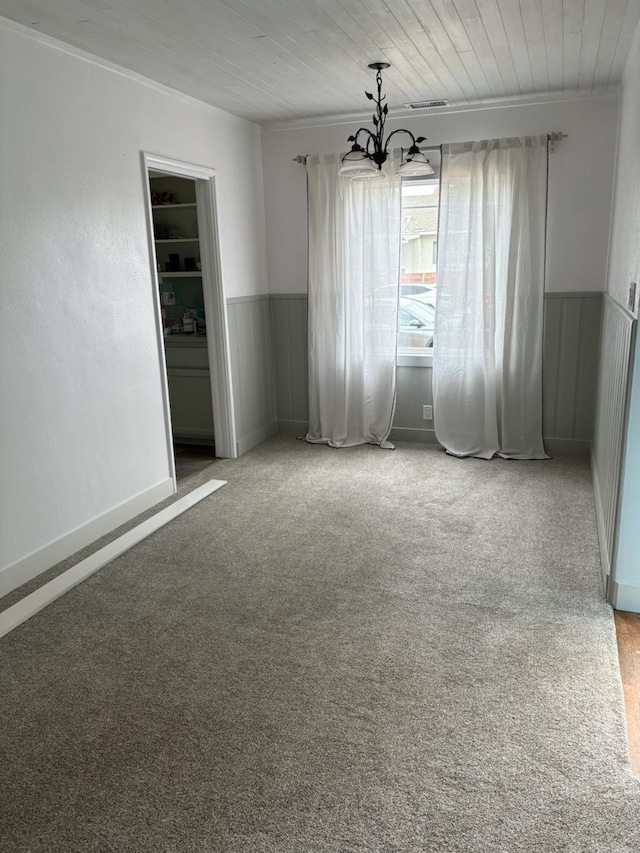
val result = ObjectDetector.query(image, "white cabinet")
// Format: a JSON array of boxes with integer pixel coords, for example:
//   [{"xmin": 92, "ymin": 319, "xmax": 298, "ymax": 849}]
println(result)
[
  {"xmin": 166, "ymin": 372, "xmax": 214, "ymax": 442},
  {"xmin": 164, "ymin": 339, "xmax": 214, "ymax": 444}
]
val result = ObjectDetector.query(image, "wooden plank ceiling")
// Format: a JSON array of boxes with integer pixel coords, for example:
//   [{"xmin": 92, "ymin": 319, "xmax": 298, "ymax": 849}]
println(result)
[{"xmin": 0, "ymin": 0, "xmax": 638, "ymax": 124}]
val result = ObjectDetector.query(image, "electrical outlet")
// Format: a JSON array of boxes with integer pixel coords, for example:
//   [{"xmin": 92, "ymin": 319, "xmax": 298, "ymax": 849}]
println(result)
[
  {"xmin": 422, "ymin": 405, "xmax": 433, "ymax": 421},
  {"xmin": 629, "ymin": 282, "xmax": 637, "ymax": 313}
]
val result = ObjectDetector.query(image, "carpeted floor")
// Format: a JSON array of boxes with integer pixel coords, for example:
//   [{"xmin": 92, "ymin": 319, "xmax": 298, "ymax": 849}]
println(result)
[{"xmin": 1, "ymin": 436, "xmax": 639, "ymax": 852}]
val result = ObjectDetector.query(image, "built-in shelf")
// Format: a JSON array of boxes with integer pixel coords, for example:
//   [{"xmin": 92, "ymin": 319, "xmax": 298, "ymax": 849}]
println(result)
[
  {"xmin": 152, "ymin": 203, "xmax": 197, "ymax": 210},
  {"xmin": 159, "ymin": 272, "xmax": 202, "ymax": 278},
  {"xmin": 155, "ymin": 237, "xmax": 200, "ymax": 244},
  {"xmin": 150, "ymin": 174, "xmax": 211, "ymax": 443}
]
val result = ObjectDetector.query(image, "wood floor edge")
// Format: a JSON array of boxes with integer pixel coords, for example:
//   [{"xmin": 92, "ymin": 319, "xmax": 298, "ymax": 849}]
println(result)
[{"xmin": 614, "ymin": 610, "xmax": 640, "ymax": 776}]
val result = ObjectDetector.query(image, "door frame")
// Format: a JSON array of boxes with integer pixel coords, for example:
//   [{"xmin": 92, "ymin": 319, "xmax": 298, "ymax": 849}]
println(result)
[{"xmin": 141, "ymin": 152, "xmax": 238, "ymax": 471}]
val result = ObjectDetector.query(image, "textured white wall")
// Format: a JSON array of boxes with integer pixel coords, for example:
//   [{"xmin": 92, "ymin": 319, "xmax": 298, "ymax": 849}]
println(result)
[
  {"xmin": 262, "ymin": 96, "xmax": 618, "ymax": 295},
  {"xmin": 608, "ymin": 25, "xmax": 640, "ymax": 593},
  {"xmin": 606, "ymin": 27, "xmax": 640, "ymax": 313},
  {"xmin": 0, "ymin": 21, "xmax": 267, "ymax": 573}
]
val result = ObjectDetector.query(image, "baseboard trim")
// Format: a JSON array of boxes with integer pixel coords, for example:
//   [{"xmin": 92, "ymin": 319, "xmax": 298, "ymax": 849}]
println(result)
[
  {"xmin": 0, "ymin": 478, "xmax": 226, "ymax": 639},
  {"xmin": 592, "ymin": 464, "xmax": 612, "ymax": 597},
  {"xmin": 610, "ymin": 581, "xmax": 640, "ymax": 614},
  {"xmin": 543, "ymin": 437, "xmax": 591, "ymax": 455},
  {"xmin": 277, "ymin": 419, "xmax": 308, "ymax": 436},
  {"xmin": 173, "ymin": 427, "xmax": 215, "ymax": 442},
  {"xmin": 236, "ymin": 421, "xmax": 278, "ymax": 456},
  {"xmin": 0, "ymin": 478, "xmax": 175, "ymax": 600},
  {"xmin": 544, "ymin": 291, "xmax": 603, "ymax": 299},
  {"xmin": 389, "ymin": 427, "xmax": 440, "ymax": 445},
  {"xmin": 275, "ymin": 423, "xmax": 584, "ymax": 454},
  {"xmin": 174, "ymin": 436, "xmax": 215, "ymax": 446}
]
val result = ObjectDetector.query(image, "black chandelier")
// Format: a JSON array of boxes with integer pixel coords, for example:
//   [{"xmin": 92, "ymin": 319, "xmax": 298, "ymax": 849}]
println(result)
[{"xmin": 339, "ymin": 62, "xmax": 434, "ymax": 181}]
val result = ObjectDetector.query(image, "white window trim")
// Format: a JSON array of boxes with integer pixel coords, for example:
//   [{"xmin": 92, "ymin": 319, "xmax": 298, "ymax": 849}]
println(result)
[{"xmin": 397, "ymin": 350, "xmax": 433, "ymax": 367}]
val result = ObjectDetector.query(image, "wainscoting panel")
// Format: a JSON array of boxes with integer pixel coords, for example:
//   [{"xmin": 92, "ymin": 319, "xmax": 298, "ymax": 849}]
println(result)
[
  {"xmin": 270, "ymin": 295, "xmax": 309, "ymax": 434},
  {"xmin": 391, "ymin": 365, "xmax": 437, "ymax": 444},
  {"xmin": 543, "ymin": 293, "xmax": 602, "ymax": 450},
  {"xmin": 227, "ymin": 296, "xmax": 277, "ymax": 455},
  {"xmin": 270, "ymin": 293, "xmax": 602, "ymax": 452},
  {"xmin": 591, "ymin": 294, "xmax": 637, "ymax": 589}
]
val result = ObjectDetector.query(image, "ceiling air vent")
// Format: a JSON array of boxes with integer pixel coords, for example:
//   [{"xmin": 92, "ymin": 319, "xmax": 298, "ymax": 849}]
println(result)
[{"xmin": 405, "ymin": 99, "xmax": 450, "ymax": 109}]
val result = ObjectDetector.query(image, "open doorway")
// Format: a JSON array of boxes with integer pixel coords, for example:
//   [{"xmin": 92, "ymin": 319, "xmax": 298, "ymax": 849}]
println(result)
[
  {"xmin": 149, "ymin": 172, "xmax": 215, "ymax": 478},
  {"xmin": 142, "ymin": 154, "xmax": 237, "ymax": 486}
]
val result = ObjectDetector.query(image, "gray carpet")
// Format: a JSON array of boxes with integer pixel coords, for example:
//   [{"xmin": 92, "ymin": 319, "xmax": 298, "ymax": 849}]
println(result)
[{"xmin": 1, "ymin": 436, "xmax": 639, "ymax": 852}]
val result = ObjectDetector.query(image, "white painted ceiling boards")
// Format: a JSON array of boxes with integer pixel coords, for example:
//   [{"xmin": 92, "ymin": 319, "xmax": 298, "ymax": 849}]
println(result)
[{"xmin": 0, "ymin": 1, "xmax": 638, "ymax": 124}]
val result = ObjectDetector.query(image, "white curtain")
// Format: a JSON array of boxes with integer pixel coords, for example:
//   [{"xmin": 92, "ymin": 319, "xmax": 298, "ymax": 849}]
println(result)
[
  {"xmin": 305, "ymin": 152, "xmax": 401, "ymax": 448},
  {"xmin": 433, "ymin": 136, "xmax": 549, "ymax": 460}
]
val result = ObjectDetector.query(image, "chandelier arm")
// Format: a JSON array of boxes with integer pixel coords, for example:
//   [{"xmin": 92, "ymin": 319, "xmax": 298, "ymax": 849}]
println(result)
[
  {"xmin": 352, "ymin": 127, "xmax": 379, "ymax": 155},
  {"xmin": 383, "ymin": 128, "xmax": 418, "ymax": 153},
  {"xmin": 353, "ymin": 127, "xmax": 378, "ymax": 142}
]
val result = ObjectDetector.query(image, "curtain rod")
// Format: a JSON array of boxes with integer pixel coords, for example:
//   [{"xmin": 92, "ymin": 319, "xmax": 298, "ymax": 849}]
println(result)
[{"xmin": 293, "ymin": 133, "xmax": 567, "ymax": 163}]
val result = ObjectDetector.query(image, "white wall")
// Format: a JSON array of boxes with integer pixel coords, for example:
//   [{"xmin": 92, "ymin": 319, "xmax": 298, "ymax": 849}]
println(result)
[
  {"xmin": 606, "ymin": 29, "xmax": 640, "ymax": 314},
  {"xmin": 606, "ymin": 24, "xmax": 640, "ymax": 598},
  {"xmin": 0, "ymin": 20, "xmax": 268, "ymax": 579},
  {"xmin": 262, "ymin": 96, "xmax": 618, "ymax": 295}
]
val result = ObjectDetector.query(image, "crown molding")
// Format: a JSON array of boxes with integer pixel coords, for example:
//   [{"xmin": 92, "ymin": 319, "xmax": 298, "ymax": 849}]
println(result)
[
  {"xmin": 0, "ymin": 14, "xmax": 256, "ymax": 129},
  {"xmin": 261, "ymin": 88, "xmax": 619, "ymax": 133}
]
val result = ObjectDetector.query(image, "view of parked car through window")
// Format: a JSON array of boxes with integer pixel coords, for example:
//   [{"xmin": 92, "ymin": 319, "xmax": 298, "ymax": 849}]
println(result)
[{"xmin": 398, "ymin": 180, "xmax": 439, "ymax": 351}]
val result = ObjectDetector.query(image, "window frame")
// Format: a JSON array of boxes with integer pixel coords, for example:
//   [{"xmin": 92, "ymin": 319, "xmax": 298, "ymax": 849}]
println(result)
[{"xmin": 397, "ymin": 177, "xmax": 439, "ymax": 368}]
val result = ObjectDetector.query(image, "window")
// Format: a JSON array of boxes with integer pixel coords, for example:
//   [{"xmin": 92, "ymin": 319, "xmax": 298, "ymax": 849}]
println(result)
[{"xmin": 398, "ymin": 180, "xmax": 439, "ymax": 361}]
